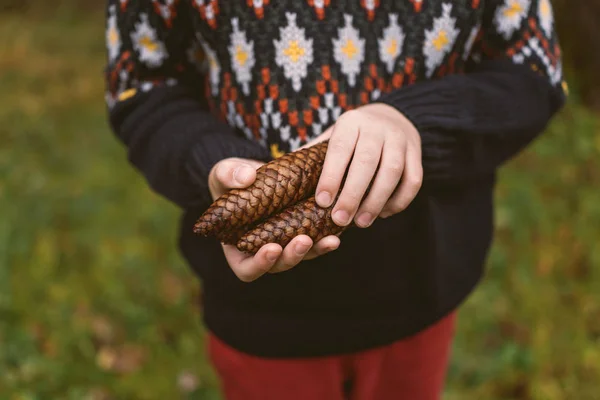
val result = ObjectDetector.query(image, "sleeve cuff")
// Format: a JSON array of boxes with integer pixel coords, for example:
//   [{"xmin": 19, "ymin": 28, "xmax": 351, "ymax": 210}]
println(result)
[{"xmin": 375, "ymin": 60, "xmax": 566, "ymax": 183}]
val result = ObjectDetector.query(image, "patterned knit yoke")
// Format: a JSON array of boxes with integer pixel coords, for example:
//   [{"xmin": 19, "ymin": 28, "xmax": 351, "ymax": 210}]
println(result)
[{"xmin": 105, "ymin": 0, "xmax": 564, "ymax": 157}]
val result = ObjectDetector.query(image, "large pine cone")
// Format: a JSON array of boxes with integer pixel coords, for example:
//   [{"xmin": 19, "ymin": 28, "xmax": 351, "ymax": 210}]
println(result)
[
  {"xmin": 192, "ymin": 140, "xmax": 367, "ymax": 254},
  {"xmin": 236, "ymin": 196, "xmax": 347, "ymax": 254},
  {"xmin": 193, "ymin": 141, "xmax": 329, "ymax": 245},
  {"xmin": 193, "ymin": 141, "xmax": 328, "ymax": 241}
]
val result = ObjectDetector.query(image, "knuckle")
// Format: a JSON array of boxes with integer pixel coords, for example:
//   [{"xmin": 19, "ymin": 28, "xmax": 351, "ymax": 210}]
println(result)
[
  {"xmin": 355, "ymin": 151, "xmax": 377, "ymax": 167},
  {"xmin": 385, "ymin": 160, "xmax": 404, "ymax": 176},
  {"xmin": 342, "ymin": 190, "xmax": 363, "ymax": 205},
  {"xmin": 214, "ymin": 163, "xmax": 231, "ymax": 183},
  {"xmin": 329, "ymin": 139, "xmax": 350, "ymax": 155},
  {"xmin": 320, "ymin": 173, "xmax": 340, "ymax": 187},
  {"xmin": 407, "ymin": 174, "xmax": 423, "ymax": 189}
]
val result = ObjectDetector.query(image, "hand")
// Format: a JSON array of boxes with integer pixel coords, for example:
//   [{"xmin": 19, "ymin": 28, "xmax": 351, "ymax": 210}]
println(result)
[
  {"xmin": 208, "ymin": 158, "xmax": 341, "ymax": 282},
  {"xmin": 311, "ymin": 103, "xmax": 423, "ymax": 228}
]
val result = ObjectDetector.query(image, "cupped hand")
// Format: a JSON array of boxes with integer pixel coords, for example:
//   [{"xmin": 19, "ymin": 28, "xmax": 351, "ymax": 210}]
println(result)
[
  {"xmin": 208, "ymin": 157, "xmax": 341, "ymax": 282},
  {"xmin": 307, "ymin": 103, "xmax": 423, "ymax": 228}
]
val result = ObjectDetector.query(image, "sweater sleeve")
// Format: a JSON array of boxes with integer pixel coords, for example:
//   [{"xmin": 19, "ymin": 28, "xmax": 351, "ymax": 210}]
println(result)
[
  {"xmin": 104, "ymin": 0, "xmax": 272, "ymax": 210},
  {"xmin": 377, "ymin": 0, "xmax": 568, "ymax": 185}
]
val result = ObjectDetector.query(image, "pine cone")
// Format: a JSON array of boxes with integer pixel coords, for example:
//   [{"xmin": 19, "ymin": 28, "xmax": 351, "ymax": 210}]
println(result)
[
  {"xmin": 193, "ymin": 141, "xmax": 329, "ymax": 238},
  {"xmin": 236, "ymin": 196, "xmax": 347, "ymax": 254}
]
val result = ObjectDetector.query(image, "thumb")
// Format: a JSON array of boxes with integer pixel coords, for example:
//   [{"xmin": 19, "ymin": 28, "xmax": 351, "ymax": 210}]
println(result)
[{"xmin": 209, "ymin": 158, "xmax": 262, "ymax": 198}]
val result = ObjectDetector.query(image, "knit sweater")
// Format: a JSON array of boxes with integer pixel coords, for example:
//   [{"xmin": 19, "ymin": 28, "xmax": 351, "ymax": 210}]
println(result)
[{"xmin": 104, "ymin": 0, "xmax": 566, "ymax": 357}]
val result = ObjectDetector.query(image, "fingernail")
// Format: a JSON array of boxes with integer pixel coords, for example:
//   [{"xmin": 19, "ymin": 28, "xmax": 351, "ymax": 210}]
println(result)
[
  {"xmin": 356, "ymin": 212, "xmax": 373, "ymax": 227},
  {"xmin": 316, "ymin": 191, "xmax": 332, "ymax": 207},
  {"xmin": 295, "ymin": 242, "xmax": 311, "ymax": 255},
  {"xmin": 333, "ymin": 210, "xmax": 350, "ymax": 226},
  {"xmin": 266, "ymin": 251, "xmax": 279, "ymax": 262},
  {"xmin": 233, "ymin": 166, "xmax": 253, "ymax": 185}
]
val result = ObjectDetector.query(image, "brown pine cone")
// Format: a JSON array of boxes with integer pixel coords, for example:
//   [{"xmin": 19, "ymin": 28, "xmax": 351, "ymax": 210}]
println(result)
[
  {"xmin": 236, "ymin": 196, "xmax": 348, "ymax": 254},
  {"xmin": 193, "ymin": 141, "xmax": 329, "ymax": 239}
]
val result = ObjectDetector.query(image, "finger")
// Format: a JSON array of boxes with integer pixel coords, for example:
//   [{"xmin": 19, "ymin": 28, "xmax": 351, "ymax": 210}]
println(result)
[
  {"xmin": 380, "ymin": 141, "xmax": 423, "ymax": 218},
  {"xmin": 315, "ymin": 114, "xmax": 359, "ymax": 209},
  {"xmin": 331, "ymin": 133, "xmax": 383, "ymax": 227},
  {"xmin": 209, "ymin": 159, "xmax": 261, "ymax": 197},
  {"xmin": 354, "ymin": 136, "xmax": 405, "ymax": 227},
  {"xmin": 303, "ymin": 235, "xmax": 341, "ymax": 261},
  {"xmin": 268, "ymin": 235, "xmax": 313, "ymax": 274},
  {"xmin": 224, "ymin": 243, "xmax": 282, "ymax": 282}
]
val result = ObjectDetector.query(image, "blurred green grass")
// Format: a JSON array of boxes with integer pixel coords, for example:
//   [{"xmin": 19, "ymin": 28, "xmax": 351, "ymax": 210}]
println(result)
[{"xmin": 1, "ymin": 7, "xmax": 599, "ymax": 400}]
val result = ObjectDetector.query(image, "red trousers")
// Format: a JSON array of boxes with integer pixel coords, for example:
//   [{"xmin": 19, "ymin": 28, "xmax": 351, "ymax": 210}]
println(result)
[{"xmin": 208, "ymin": 311, "xmax": 457, "ymax": 400}]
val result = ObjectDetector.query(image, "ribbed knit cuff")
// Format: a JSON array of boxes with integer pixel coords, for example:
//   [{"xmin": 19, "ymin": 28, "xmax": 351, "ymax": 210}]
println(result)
[
  {"xmin": 377, "ymin": 77, "xmax": 473, "ymax": 182},
  {"xmin": 376, "ymin": 60, "xmax": 566, "ymax": 183}
]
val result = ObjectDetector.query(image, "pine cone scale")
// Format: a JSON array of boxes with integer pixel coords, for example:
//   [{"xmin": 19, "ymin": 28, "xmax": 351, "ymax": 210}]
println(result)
[{"xmin": 235, "ymin": 196, "xmax": 347, "ymax": 254}]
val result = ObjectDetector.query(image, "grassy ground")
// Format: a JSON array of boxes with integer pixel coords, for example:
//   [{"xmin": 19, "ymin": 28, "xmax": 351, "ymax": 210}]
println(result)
[{"xmin": 1, "ymin": 8, "xmax": 599, "ymax": 400}]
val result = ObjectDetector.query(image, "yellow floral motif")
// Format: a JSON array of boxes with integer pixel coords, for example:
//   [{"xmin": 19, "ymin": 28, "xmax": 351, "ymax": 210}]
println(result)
[
  {"xmin": 283, "ymin": 41, "xmax": 306, "ymax": 63},
  {"xmin": 538, "ymin": 0, "xmax": 554, "ymax": 37},
  {"xmin": 423, "ymin": 3, "xmax": 459, "ymax": 77},
  {"xmin": 332, "ymin": 14, "xmax": 365, "ymax": 87},
  {"xmin": 106, "ymin": 5, "xmax": 121, "ymax": 62},
  {"xmin": 228, "ymin": 18, "xmax": 255, "ymax": 94},
  {"xmin": 378, "ymin": 14, "xmax": 404, "ymax": 73},
  {"xmin": 235, "ymin": 45, "xmax": 249, "ymax": 66},
  {"xmin": 131, "ymin": 13, "xmax": 167, "ymax": 67},
  {"xmin": 341, "ymin": 40, "xmax": 359, "ymax": 59},
  {"xmin": 274, "ymin": 12, "xmax": 314, "ymax": 92},
  {"xmin": 139, "ymin": 36, "xmax": 159, "ymax": 52},
  {"xmin": 432, "ymin": 30, "xmax": 449, "ymax": 51},
  {"xmin": 539, "ymin": 0, "xmax": 549, "ymax": 16},
  {"xmin": 209, "ymin": 57, "xmax": 218, "ymax": 70},
  {"xmin": 494, "ymin": 0, "xmax": 530, "ymax": 40},
  {"xmin": 108, "ymin": 28, "xmax": 119, "ymax": 46},
  {"xmin": 503, "ymin": 0, "xmax": 524, "ymax": 18},
  {"xmin": 270, "ymin": 143, "xmax": 285, "ymax": 159},
  {"xmin": 386, "ymin": 39, "xmax": 398, "ymax": 56}
]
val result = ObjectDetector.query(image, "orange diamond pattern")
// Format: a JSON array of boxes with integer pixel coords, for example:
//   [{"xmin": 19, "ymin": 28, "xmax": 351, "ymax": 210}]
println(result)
[
  {"xmin": 192, "ymin": 0, "xmax": 220, "ymax": 29},
  {"xmin": 247, "ymin": 0, "xmax": 270, "ymax": 19},
  {"xmin": 307, "ymin": 0, "xmax": 331, "ymax": 20}
]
